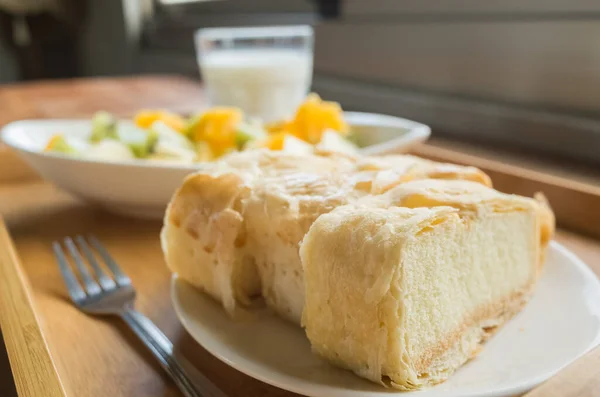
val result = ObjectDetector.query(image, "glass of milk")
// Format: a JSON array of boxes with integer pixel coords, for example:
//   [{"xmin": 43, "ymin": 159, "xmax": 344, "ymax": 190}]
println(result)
[{"xmin": 195, "ymin": 25, "xmax": 313, "ymax": 122}]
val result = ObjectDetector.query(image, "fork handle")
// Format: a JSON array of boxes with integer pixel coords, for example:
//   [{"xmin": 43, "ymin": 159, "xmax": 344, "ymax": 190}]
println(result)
[
  {"xmin": 125, "ymin": 309, "xmax": 227, "ymax": 397},
  {"xmin": 120, "ymin": 309, "xmax": 223, "ymax": 397}
]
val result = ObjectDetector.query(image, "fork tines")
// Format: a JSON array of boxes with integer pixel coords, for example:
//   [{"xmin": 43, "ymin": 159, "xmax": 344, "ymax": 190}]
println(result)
[{"xmin": 52, "ymin": 235, "xmax": 131, "ymax": 303}]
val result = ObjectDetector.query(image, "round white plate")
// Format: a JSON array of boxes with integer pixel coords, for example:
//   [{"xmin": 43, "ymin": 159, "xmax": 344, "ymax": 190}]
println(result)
[{"xmin": 171, "ymin": 242, "xmax": 600, "ymax": 397}]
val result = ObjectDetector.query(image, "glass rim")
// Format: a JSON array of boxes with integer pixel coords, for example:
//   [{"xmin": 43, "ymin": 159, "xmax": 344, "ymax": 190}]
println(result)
[{"xmin": 195, "ymin": 25, "xmax": 313, "ymax": 42}]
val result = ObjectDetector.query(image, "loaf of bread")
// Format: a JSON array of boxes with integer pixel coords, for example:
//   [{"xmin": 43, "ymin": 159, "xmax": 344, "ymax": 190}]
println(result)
[
  {"xmin": 161, "ymin": 150, "xmax": 492, "ymax": 323},
  {"xmin": 300, "ymin": 179, "xmax": 553, "ymax": 389}
]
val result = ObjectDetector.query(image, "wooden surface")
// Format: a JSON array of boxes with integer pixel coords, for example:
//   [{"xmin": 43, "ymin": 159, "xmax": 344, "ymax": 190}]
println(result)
[
  {"xmin": 523, "ymin": 346, "xmax": 600, "ymax": 397},
  {"xmin": 0, "ymin": 75, "xmax": 204, "ymax": 126},
  {"xmin": 0, "ymin": 148, "xmax": 39, "ymax": 184},
  {"xmin": 0, "ymin": 217, "xmax": 66, "ymax": 397},
  {"xmin": 2, "ymin": 75, "xmax": 600, "ymax": 397}
]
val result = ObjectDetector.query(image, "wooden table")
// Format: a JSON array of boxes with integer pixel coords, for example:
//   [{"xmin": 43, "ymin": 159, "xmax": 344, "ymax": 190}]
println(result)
[
  {"xmin": 2, "ymin": 76, "xmax": 600, "ymax": 397},
  {"xmin": 0, "ymin": 75, "xmax": 205, "ymax": 125}
]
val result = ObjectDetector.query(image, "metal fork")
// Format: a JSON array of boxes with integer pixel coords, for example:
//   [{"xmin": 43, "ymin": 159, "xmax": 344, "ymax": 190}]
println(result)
[{"xmin": 52, "ymin": 235, "xmax": 219, "ymax": 397}]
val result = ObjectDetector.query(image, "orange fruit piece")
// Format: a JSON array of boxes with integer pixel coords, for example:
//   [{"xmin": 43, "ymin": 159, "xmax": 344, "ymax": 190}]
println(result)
[
  {"xmin": 134, "ymin": 110, "xmax": 186, "ymax": 133},
  {"xmin": 189, "ymin": 107, "xmax": 243, "ymax": 156},
  {"xmin": 285, "ymin": 94, "xmax": 349, "ymax": 144}
]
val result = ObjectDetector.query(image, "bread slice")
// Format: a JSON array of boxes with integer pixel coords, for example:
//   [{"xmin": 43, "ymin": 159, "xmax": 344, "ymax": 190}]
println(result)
[
  {"xmin": 300, "ymin": 179, "xmax": 553, "ymax": 389},
  {"xmin": 162, "ymin": 150, "xmax": 492, "ymax": 322}
]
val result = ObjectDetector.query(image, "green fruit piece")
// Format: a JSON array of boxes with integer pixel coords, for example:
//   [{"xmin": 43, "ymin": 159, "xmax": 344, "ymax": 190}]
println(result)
[
  {"xmin": 184, "ymin": 113, "xmax": 203, "ymax": 139},
  {"xmin": 45, "ymin": 135, "xmax": 77, "ymax": 154},
  {"xmin": 235, "ymin": 122, "xmax": 267, "ymax": 149},
  {"xmin": 90, "ymin": 111, "xmax": 117, "ymax": 143}
]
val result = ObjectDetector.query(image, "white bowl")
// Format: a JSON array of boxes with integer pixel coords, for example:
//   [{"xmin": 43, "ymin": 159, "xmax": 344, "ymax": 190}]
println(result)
[{"xmin": 1, "ymin": 112, "xmax": 430, "ymax": 219}]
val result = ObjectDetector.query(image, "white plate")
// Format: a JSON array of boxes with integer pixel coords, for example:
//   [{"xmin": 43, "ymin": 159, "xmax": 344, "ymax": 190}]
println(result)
[
  {"xmin": 0, "ymin": 113, "xmax": 429, "ymax": 219},
  {"xmin": 171, "ymin": 242, "xmax": 600, "ymax": 397}
]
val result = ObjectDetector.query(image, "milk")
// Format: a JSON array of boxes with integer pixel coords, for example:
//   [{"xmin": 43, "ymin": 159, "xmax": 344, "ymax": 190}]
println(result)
[{"xmin": 199, "ymin": 49, "xmax": 313, "ymax": 122}]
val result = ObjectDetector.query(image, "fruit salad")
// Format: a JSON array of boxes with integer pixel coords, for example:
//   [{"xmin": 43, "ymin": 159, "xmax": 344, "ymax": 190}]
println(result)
[{"xmin": 44, "ymin": 94, "xmax": 359, "ymax": 164}]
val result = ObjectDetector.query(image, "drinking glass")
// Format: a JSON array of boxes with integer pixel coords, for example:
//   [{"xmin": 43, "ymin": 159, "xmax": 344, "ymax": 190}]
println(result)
[{"xmin": 195, "ymin": 25, "xmax": 314, "ymax": 122}]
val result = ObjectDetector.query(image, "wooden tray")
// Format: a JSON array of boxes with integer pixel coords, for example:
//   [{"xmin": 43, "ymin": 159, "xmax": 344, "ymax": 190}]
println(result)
[
  {"xmin": 2, "ymin": 76, "xmax": 600, "ymax": 397},
  {"xmin": 1, "ymin": 180, "xmax": 600, "ymax": 397}
]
